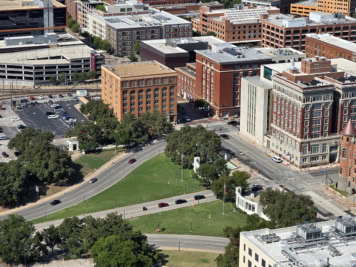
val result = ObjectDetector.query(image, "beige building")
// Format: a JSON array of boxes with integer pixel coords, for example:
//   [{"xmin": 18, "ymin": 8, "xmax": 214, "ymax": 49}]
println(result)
[
  {"xmin": 239, "ymin": 218, "xmax": 356, "ymax": 267},
  {"xmin": 101, "ymin": 61, "xmax": 177, "ymax": 121}
]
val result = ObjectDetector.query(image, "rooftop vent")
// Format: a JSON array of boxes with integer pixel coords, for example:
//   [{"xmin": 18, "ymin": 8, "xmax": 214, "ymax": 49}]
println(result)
[
  {"xmin": 258, "ymin": 233, "xmax": 281, "ymax": 244},
  {"xmin": 335, "ymin": 217, "xmax": 356, "ymax": 236},
  {"xmin": 296, "ymin": 223, "xmax": 323, "ymax": 242}
]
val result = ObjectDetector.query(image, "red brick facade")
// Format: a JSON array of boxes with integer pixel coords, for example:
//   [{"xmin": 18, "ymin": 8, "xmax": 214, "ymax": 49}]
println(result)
[{"xmin": 137, "ymin": 0, "xmax": 197, "ymax": 6}]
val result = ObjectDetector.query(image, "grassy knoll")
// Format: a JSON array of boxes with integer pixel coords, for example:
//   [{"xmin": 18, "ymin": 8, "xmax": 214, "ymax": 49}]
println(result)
[
  {"xmin": 33, "ymin": 154, "xmax": 203, "ymax": 223},
  {"xmin": 130, "ymin": 200, "xmax": 247, "ymax": 237},
  {"xmin": 161, "ymin": 250, "xmax": 219, "ymax": 267}
]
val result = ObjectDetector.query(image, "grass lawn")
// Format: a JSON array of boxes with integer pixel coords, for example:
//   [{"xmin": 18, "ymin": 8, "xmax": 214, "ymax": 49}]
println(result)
[
  {"xmin": 129, "ymin": 200, "xmax": 247, "ymax": 237},
  {"xmin": 33, "ymin": 154, "xmax": 203, "ymax": 224},
  {"xmin": 161, "ymin": 250, "xmax": 219, "ymax": 267},
  {"xmin": 329, "ymin": 184, "xmax": 349, "ymax": 197},
  {"xmin": 74, "ymin": 150, "xmax": 119, "ymax": 176}
]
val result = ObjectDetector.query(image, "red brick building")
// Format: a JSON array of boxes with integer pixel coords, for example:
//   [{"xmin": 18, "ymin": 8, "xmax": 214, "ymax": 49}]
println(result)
[
  {"xmin": 176, "ymin": 63, "xmax": 196, "ymax": 99},
  {"xmin": 338, "ymin": 120, "xmax": 356, "ymax": 195},
  {"xmin": 154, "ymin": 2, "xmax": 224, "ymax": 15},
  {"xmin": 101, "ymin": 61, "xmax": 177, "ymax": 122},
  {"xmin": 195, "ymin": 43, "xmax": 272, "ymax": 117},
  {"xmin": 137, "ymin": 0, "xmax": 197, "ymax": 5},
  {"xmin": 305, "ymin": 34, "xmax": 356, "ymax": 62}
]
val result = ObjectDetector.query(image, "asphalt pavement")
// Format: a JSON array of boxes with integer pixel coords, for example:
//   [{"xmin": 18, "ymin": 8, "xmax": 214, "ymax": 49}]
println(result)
[
  {"xmin": 34, "ymin": 190, "xmax": 215, "ymax": 231},
  {"xmin": 0, "ymin": 141, "xmax": 166, "ymax": 221}
]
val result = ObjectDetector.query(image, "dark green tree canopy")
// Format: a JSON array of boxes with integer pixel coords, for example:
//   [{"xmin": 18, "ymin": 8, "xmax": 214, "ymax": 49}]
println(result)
[
  {"xmin": 259, "ymin": 188, "xmax": 317, "ymax": 228},
  {"xmin": 8, "ymin": 128, "xmax": 54, "ymax": 153},
  {"xmin": 165, "ymin": 126, "xmax": 221, "ymax": 168}
]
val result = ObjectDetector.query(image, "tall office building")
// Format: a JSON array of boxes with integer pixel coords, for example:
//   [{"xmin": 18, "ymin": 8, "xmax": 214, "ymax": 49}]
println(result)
[{"xmin": 0, "ymin": 0, "xmax": 67, "ymax": 40}]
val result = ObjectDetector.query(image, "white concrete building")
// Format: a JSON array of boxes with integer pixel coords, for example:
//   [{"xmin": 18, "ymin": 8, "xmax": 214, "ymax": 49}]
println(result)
[
  {"xmin": 240, "ymin": 75, "xmax": 272, "ymax": 146},
  {"xmin": 235, "ymin": 187, "xmax": 269, "ymax": 220},
  {"xmin": 255, "ymin": 47, "xmax": 306, "ymax": 63},
  {"xmin": 239, "ymin": 218, "xmax": 356, "ymax": 267}
]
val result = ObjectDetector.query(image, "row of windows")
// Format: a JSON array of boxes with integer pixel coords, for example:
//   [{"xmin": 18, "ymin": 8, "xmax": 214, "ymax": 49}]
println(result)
[{"xmin": 122, "ymin": 78, "xmax": 176, "ymax": 88}]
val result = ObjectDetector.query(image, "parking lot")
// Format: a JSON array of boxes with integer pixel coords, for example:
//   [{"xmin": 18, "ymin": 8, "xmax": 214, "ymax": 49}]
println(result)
[{"xmin": 15, "ymin": 99, "xmax": 87, "ymax": 137}]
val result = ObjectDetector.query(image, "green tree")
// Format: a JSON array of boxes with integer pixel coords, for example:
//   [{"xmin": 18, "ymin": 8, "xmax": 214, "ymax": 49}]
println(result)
[
  {"xmin": 133, "ymin": 41, "xmax": 140, "ymax": 55},
  {"xmin": 91, "ymin": 236, "xmax": 157, "ymax": 267},
  {"xmin": 80, "ymin": 100, "xmax": 112, "ymax": 121},
  {"xmin": 42, "ymin": 225, "xmax": 61, "ymax": 254},
  {"xmin": 0, "ymin": 215, "xmax": 47, "ymax": 265},
  {"xmin": 72, "ymin": 23, "xmax": 80, "ymax": 33},
  {"xmin": 88, "ymin": 71, "xmax": 97, "ymax": 80},
  {"xmin": 93, "ymin": 36, "xmax": 102, "ymax": 48},
  {"xmin": 196, "ymin": 164, "xmax": 218, "ymax": 186},
  {"xmin": 211, "ymin": 171, "xmax": 249, "ymax": 202},
  {"xmin": 165, "ymin": 126, "xmax": 221, "ymax": 168},
  {"xmin": 0, "ymin": 161, "xmax": 30, "ymax": 207},
  {"xmin": 96, "ymin": 4, "xmax": 106, "ymax": 12},
  {"xmin": 59, "ymin": 72, "xmax": 66, "ymax": 83},
  {"xmin": 139, "ymin": 111, "xmax": 173, "ymax": 139},
  {"xmin": 66, "ymin": 121, "xmax": 102, "ymax": 152},
  {"xmin": 50, "ymin": 76, "xmax": 57, "ymax": 83},
  {"xmin": 100, "ymin": 40, "xmax": 112, "ymax": 52},
  {"xmin": 97, "ymin": 116, "xmax": 118, "ymax": 143},
  {"xmin": 8, "ymin": 127, "xmax": 54, "ymax": 153},
  {"xmin": 259, "ymin": 188, "xmax": 317, "ymax": 227},
  {"xmin": 128, "ymin": 52, "xmax": 138, "ymax": 62}
]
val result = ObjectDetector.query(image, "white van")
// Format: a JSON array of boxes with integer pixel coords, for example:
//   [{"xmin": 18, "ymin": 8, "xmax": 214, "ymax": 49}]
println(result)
[
  {"xmin": 48, "ymin": 115, "xmax": 59, "ymax": 119},
  {"xmin": 0, "ymin": 134, "xmax": 9, "ymax": 140},
  {"xmin": 272, "ymin": 156, "xmax": 282, "ymax": 163}
]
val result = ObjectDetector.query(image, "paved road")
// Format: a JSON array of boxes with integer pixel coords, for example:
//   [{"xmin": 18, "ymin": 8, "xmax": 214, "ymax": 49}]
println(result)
[
  {"xmin": 35, "ymin": 190, "xmax": 215, "ymax": 231},
  {"xmin": 147, "ymin": 234, "xmax": 228, "ymax": 253},
  {"xmin": 0, "ymin": 141, "xmax": 166, "ymax": 221}
]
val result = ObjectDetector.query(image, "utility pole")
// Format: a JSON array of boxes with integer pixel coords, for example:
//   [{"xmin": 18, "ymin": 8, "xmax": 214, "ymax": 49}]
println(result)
[{"xmin": 222, "ymin": 176, "xmax": 226, "ymax": 215}]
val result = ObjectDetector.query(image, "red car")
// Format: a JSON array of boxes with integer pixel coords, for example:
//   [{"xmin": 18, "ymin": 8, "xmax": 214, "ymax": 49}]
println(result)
[
  {"xmin": 128, "ymin": 158, "xmax": 136, "ymax": 164},
  {"xmin": 158, "ymin": 202, "xmax": 169, "ymax": 208},
  {"xmin": 29, "ymin": 96, "xmax": 35, "ymax": 100}
]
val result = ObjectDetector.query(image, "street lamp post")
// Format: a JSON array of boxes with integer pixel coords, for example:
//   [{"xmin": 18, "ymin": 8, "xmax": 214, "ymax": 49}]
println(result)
[
  {"xmin": 184, "ymin": 183, "xmax": 186, "ymax": 194},
  {"xmin": 190, "ymin": 220, "xmax": 192, "ymax": 232}
]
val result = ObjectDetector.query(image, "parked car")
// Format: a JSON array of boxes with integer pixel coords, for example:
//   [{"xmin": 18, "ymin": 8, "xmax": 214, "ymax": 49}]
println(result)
[
  {"xmin": 48, "ymin": 95, "xmax": 53, "ymax": 99},
  {"xmin": 251, "ymin": 184, "xmax": 263, "ymax": 192},
  {"xmin": 220, "ymin": 134, "xmax": 229, "ymax": 139},
  {"xmin": 2, "ymin": 152, "xmax": 9, "ymax": 158},
  {"xmin": 238, "ymin": 151, "xmax": 244, "ymax": 155},
  {"xmin": 29, "ymin": 96, "xmax": 35, "ymax": 100},
  {"xmin": 0, "ymin": 134, "xmax": 9, "ymax": 140},
  {"xmin": 50, "ymin": 200, "xmax": 61, "ymax": 206},
  {"xmin": 194, "ymin": 195, "xmax": 205, "ymax": 200},
  {"xmin": 0, "ymin": 127, "xmax": 3, "ymax": 133},
  {"xmin": 175, "ymin": 199, "xmax": 187, "ymax": 205},
  {"xmin": 48, "ymin": 115, "xmax": 59, "ymax": 119},
  {"xmin": 128, "ymin": 158, "xmax": 136, "ymax": 164},
  {"xmin": 16, "ymin": 124, "xmax": 26, "ymax": 130},
  {"xmin": 11, "ymin": 117, "xmax": 20, "ymax": 121},
  {"xmin": 38, "ymin": 95, "xmax": 44, "ymax": 99},
  {"xmin": 14, "ymin": 151, "xmax": 21, "ymax": 157},
  {"xmin": 89, "ymin": 178, "xmax": 98, "ymax": 184},
  {"xmin": 46, "ymin": 112, "xmax": 55, "ymax": 116},
  {"xmin": 158, "ymin": 202, "xmax": 169, "ymax": 208},
  {"xmin": 272, "ymin": 156, "xmax": 282, "ymax": 163},
  {"xmin": 67, "ymin": 93, "xmax": 72, "ymax": 97},
  {"xmin": 54, "ymin": 105, "xmax": 62, "ymax": 109},
  {"xmin": 58, "ymin": 94, "xmax": 64, "ymax": 98},
  {"xmin": 227, "ymin": 120, "xmax": 238, "ymax": 126},
  {"xmin": 48, "ymin": 100, "xmax": 53, "ymax": 105}
]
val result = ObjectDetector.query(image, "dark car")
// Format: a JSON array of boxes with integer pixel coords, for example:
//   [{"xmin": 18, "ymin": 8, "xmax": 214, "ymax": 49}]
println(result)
[
  {"xmin": 2, "ymin": 152, "xmax": 9, "ymax": 158},
  {"xmin": 128, "ymin": 158, "xmax": 136, "ymax": 164},
  {"xmin": 50, "ymin": 199, "xmax": 61, "ymax": 206},
  {"xmin": 14, "ymin": 151, "xmax": 21, "ymax": 157},
  {"xmin": 0, "ymin": 127, "xmax": 3, "ymax": 133},
  {"xmin": 48, "ymin": 95, "xmax": 53, "ymax": 99},
  {"xmin": 89, "ymin": 178, "xmax": 98, "ymax": 184},
  {"xmin": 16, "ymin": 124, "xmax": 26, "ymax": 130},
  {"xmin": 227, "ymin": 120, "xmax": 238, "ymax": 126},
  {"xmin": 46, "ymin": 112, "xmax": 55, "ymax": 116},
  {"xmin": 251, "ymin": 184, "xmax": 263, "ymax": 192},
  {"xmin": 158, "ymin": 202, "xmax": 169, "ymax": 208},
  {"xmin": 220, "ymin": 134, "xmax": 229, "ymax": 139},
  {"xmin": 48, "ymin": 100, "xmax": 53, "ymax": 105},
  {"xmin": 175, "ymin": 199, "xmax": 187, "ymax": 205},
  {"xmin": 67, "ymin": 93, "xmax": 72, "ymax": 97},
  {"xmin": 58, "ymin": 94, "xmax": 64, "ymax": 98},
  {"xmin": 194, "ymin": 195, "xmax": 205, "ymax": 200}
]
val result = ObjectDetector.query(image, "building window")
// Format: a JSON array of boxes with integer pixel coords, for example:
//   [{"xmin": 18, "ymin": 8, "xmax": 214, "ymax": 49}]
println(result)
[
  {"xmin": 154, "ymin": 78, "xmax": 160, "ymax": 85},
  {"xmin": 311, "ymin": 144, "xmax": 319, "ymax": 154},
  {"xmin": 129, "ymin": 80, "xmax": 135, "ymax": 87},
  {"xmin": 262, "ymin": 259, "xmax": 266, "ymax": 267},
  {"xmin": 342, "ymin": 148, "xmax": 347, "ymax": 159},
  {"xmin": 322, "ymin": 143, "xmax": 327, "ymax": 153},
  {"xmin": 248, "ymin": 248, "xmax": 252, "ymax": 256},
  {"xmin": 255, "ymin": 253, "xmax": 259, "ymax": 262},
  {"xmin": 248, "ymin": 260, "xmax": 252, "ymax": 267},
  {"xmin": 146, "ymin": 79, "xmax": 152, "ymax": 86}
]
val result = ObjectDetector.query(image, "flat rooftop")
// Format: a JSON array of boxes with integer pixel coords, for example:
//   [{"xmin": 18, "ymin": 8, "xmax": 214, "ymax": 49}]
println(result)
[
  {"xmin": 242, "ymin": 0, "xmax": 280, "ymax": 3},
  {"xmin": 241, "ymin": 219, "xmax": 356, "ymax": 266},
  {"xmin": 196, "ymin": 43, "xmax": 271, "ymax": 64},
  {"xmin": 141, "ymin": 36, "xmax": 225, "ymax": 54},
  {"xmin": 242, "ymin": 75, "xmax": 272, "ymax": 89},
  {"xmin": 0, "ymin": 0, "xmax": 64, "ymax": 11},
  {"xmin": 307, "ymin": 33, "xmax": 356, "ymax": 54},
  {"xmin": 92, "ymin": 10, "xmax": 190, "ymax": 29},
  {"xmin": 0, "ymin": 45, "xmax": 99, "ymax": 65},
  {"xmin": 104, "ymin": 61, "xmax": 176, "ymax": 78},
  {"xmin": 255, "ymin": 47, "xmax": 306, "ymax": 57},
  {"xmin": 154, "ymin": 1, "xmax": 223, "ymax": 9},
  {"xmin": 292, "ymin": 0, "xmax": 317, "ymax": 6},
  {"xmin": 265, "ymin": 12, "xmax": 356, "ymax": 27}
]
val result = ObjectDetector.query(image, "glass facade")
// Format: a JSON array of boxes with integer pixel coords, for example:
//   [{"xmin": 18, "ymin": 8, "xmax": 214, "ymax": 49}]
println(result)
[{"xmin": 0, "ymin": 8, "xmax": 66, "ymax": 39}]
